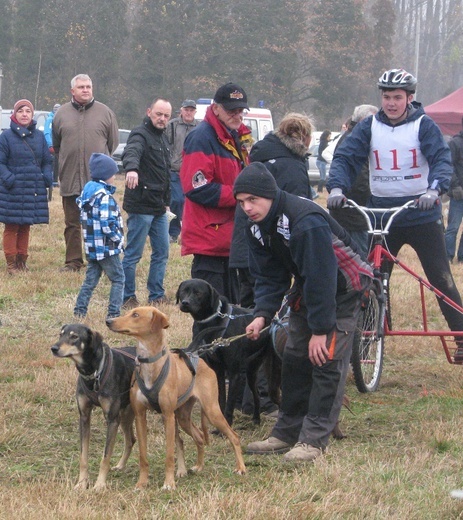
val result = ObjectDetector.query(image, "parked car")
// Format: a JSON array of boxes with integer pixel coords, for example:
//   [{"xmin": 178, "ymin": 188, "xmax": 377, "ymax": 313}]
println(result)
[
  {"xmin": 307, "ymin": 133, "xmax": 340, "ymax": 185},
  {"xmin": 307, "ymin": 144, "xmax": 324, "ymax": 185},
  {"xmin": 111, "ymin": 129, "xmax": 131, "ymax": 173}
]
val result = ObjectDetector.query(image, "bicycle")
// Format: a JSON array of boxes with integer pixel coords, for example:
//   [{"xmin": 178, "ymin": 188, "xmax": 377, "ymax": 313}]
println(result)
[{"xmin": 346, "ymin": 199, "xmax": 463, "ymax": 393}]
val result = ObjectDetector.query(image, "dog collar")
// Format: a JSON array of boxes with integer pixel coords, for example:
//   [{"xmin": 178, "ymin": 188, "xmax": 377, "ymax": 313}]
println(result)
[
  {"xmin": 196, "ymin": 302, "xmax": 231, "ymax": 324},
  {"xmin": 80, "ymin": 345, "xmax": 108, "ymax": 381},
  {"xmin": 136, "ymin": 347, "xmax": 167, "ymax": 365},
  {"xmin": 78, "ymin": 347, "xmax": 114, "ymax": 399}
]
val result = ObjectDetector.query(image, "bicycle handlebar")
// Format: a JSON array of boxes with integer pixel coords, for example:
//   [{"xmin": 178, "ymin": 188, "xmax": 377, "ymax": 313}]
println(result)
[{"xmin": 342, "ymin": 199, "xmax": 417, "ymax": 235}]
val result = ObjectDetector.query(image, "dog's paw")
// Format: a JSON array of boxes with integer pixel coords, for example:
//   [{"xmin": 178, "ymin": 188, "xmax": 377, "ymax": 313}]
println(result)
[
  {"xmin": 234, "ymin": 467, "xmax": 247, "ymax": 475},
  {"xmin": 74, "ymin": 478, "xmax": 90, "ymax": 490},
  {"xmin": 176, "ymin": 468, "xmax": 188, "ymax": 478},
  {"xmin": 134, "ymin": 480, "xmax": 148, "ymax": 491},
  {"xmin": 190, "ymin": 464, "xmax": 204, "ymax": 473},
  {"xmin": 93, "ymin": 480, "xmax": 107, "ymax": 492},
  {"xmin": 162, "ymin": 480, "xmax": 176, "ymax": 491}
]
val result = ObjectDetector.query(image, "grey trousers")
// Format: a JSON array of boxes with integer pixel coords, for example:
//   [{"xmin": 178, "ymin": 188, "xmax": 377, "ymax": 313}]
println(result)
[{"xmin": 271, "ymin": 296, "xmax": 360, "ymax": 450}]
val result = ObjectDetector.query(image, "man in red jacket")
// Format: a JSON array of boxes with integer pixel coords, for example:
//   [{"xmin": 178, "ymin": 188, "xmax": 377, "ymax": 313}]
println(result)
[{"xmin": 180, "ymin": 83, "xmax": 251, "ymax": 302}]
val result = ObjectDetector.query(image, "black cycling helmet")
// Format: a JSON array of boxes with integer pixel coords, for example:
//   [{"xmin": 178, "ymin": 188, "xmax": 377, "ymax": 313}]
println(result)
[{"xmin": 377, "ymin": 68, "xmax": 417, "ymax": 93}]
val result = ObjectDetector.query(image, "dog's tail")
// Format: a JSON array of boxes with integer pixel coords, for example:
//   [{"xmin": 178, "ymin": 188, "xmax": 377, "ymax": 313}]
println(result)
[{"xmin": 201, "ymin": 410, "xmax": 210, "ymax": 445}]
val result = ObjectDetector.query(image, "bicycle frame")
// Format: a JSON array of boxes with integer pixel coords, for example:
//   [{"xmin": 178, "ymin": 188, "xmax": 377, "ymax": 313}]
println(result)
[{"xmin": 347, "ymin": 199, "xmax": 463, "ymax": 364}]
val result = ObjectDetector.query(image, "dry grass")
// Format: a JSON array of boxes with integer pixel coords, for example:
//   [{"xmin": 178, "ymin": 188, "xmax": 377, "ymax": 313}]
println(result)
[{"xmin": 2, "ymin": 183, "xmax": 463, "ymax": 519}]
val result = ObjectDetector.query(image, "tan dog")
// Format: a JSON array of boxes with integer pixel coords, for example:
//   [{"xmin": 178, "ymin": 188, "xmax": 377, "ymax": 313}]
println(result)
[{"xmin": 106, "ymin": 307, "xmax": 246, "ymax": 490}]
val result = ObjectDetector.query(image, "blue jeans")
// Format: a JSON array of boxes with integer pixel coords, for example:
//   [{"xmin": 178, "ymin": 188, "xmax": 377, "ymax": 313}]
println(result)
[
  {"xmin": 122, "ymin": 212, "xmax": 169, "ymax": 302},
  {"xmin": 169, "ymin": 171, "xmax": 184, "ymax": 239},
  {"xmin": 445, "ymin": 198, "xmax": 463, "ymax": 261},
  {"xmin": 316, "ymin": 160, "xmax": 327, "ymax": 192},
  {"xmin": 74, "ymin": 255, "xmax": 124, "ymax": 318}
]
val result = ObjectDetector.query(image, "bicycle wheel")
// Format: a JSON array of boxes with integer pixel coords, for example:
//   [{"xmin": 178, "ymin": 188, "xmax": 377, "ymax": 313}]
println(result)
[{"xmin": 351, "ymin": 287, "xmax": 385, "ymax": 392}]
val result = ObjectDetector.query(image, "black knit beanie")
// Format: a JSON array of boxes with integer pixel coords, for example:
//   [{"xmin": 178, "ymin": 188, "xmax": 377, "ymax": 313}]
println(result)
[{"xmin": 233, "ymin": 162, "xmax": 278, "ymax": 199}]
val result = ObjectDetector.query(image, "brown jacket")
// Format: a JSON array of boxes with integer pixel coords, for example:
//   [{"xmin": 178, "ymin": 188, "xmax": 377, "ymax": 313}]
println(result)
[{"xmin": 53, "ymin": 100, "xmax": 119, "ymax": 197}]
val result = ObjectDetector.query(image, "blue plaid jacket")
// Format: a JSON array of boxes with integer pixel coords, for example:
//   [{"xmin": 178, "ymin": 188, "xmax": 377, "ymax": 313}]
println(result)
[{"xmin": 78, "ymin": 180, "xmax": 124, "ymax": 261}]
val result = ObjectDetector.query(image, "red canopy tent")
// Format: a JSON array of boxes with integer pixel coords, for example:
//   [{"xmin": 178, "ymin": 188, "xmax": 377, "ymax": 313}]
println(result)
[{"xmin": 424, "ymin": 87, "xmax": 463, "ymax": 136}]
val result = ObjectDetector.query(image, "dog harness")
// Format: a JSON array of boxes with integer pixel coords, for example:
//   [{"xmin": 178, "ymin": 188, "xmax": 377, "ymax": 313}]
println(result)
[
  {"xmin": 78, "ymin": 347, "xmax": 114, "ymax": 406},
  {"xmin": 186, "ymin": 303, "xmax": 248, "ymax": 354},
  {"xmin": 186, "ymin": 302, "xmax": 284, "ymax": 355},
  {"xmin": 78, "ymin": 347, "xmax": 137, "ymax": 405},
  {"xmin": 136, "ymin": 348, "xmax": 200, "ymax": 413}
]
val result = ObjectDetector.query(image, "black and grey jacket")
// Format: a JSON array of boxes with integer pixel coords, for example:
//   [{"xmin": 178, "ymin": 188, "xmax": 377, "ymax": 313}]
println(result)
[
  {"xmin": 230, "ymin": 133, "xmax": 311, "ymax": 269},
  {"xmin": 122, "ymin": 116, "xmax": 171, "ymax": 215},
  {"xmin": 247, "ymin": 190, "xmax": 373, "ymax": 335}
]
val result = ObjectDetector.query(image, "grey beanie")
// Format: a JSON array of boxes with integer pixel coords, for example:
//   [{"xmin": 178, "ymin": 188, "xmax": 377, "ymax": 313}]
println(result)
[
  {"xmin": 90, "ymin": 153, "xmax": 119, "ymax": 181},
  {"xmin": 233, "ymin": 162, "xmax": 278, "ymax": 199}
]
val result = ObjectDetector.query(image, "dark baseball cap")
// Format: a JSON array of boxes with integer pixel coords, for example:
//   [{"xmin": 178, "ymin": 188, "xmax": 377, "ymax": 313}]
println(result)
[
  {"xmin": 181, "ymin": 99, "xmax": 196, "ymax": 108},
  {"xmin": 213, "ymin": 82, "xmax": 249, "ymax": 110}
]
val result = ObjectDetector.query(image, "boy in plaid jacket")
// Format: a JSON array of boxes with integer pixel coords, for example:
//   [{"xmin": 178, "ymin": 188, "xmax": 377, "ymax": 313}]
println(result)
[{"xmin": 74, "ymin": 154, "xmax": 124, "ymax": 320}]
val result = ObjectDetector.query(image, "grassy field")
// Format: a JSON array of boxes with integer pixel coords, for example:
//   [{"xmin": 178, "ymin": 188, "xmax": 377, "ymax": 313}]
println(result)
[{"xmin": 2, "ymin": 180, "xmax": 463, "ymax": 519}]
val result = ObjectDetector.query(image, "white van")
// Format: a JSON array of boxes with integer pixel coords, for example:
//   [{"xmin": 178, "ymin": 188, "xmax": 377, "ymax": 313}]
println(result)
[{"xmin": 194, "ymin": 99, "xmax": 273, "ymax": 142}]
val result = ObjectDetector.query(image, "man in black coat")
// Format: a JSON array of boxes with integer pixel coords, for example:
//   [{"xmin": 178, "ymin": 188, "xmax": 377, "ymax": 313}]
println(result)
[{"xmin": 121, "ymin": 98, "xmax": 172, "ymax": 308}]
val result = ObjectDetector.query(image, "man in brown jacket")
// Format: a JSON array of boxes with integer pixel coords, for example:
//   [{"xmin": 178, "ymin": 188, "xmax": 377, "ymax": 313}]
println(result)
[{"xmin": 53, "ymin": 74, "xmax": 119, "ymax": 271}]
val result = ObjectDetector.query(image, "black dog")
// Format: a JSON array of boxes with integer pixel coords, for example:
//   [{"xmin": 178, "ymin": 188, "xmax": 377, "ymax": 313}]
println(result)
[
  {"xmin": 176, "ymin": 279, "xmax": 281, "ymax": 426},
  {"xmin": 51, "ymin": 323, "xmax": 136, "ymax": 491}
]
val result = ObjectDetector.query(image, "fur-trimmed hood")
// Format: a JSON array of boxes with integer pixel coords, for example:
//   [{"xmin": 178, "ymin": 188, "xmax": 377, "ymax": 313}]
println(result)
[{"xmin": 250, "ymin": 132, "xmax": 307, "ymax": 163}]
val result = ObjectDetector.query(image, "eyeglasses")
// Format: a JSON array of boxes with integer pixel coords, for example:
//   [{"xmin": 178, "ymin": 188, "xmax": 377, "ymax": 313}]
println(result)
[{"xmin": 219, "ymin": 105, "xmax": 245, "ymax": 116}]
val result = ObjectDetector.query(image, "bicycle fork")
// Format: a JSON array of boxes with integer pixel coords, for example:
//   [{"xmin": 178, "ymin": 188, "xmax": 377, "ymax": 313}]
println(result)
[{"xmin": 374, "ymin": 271, "xmax": 389, "ymax": 339}]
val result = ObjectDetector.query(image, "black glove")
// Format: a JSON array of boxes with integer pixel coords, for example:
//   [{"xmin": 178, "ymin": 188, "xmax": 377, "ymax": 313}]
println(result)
[{"xmin": 327, "ymin": 188, "xmax": 346, "ymax": 209}]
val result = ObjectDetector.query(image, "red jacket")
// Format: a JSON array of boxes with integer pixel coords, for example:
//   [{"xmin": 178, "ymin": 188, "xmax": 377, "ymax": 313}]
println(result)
[{"xmin": 180, "ymin": 106, "xmax": 249, "ymax": 256}]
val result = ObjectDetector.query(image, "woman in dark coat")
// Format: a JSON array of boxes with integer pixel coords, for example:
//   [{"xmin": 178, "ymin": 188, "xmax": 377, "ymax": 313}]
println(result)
[
  {"xmin": 229, "ymin": 112, "xmax": 315, "ymax": 417},
  {"xmin": 230, "ymin": 112, "xmax": 314, "ymax": 307},
  {"xmin": 0, "ymin": 99, "xmax": 53, "ymax": 273}
]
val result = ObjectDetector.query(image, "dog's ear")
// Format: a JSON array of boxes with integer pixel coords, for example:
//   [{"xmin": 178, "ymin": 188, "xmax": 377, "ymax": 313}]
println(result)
[
  {"xmin": 150, "ymin": 308, "xmax": 170, "ymax": 331},
  {"xmin": 90, "ymin": 329, "xmax": 103, "ymax": 350},
  {"xmin": 175, "ymin": 281, "xmax": 184, "ymax": 304},
  {"xmin": 160, "ymin": 312, "xmax": 169, "ymax": 329},
  {"xmin": 209, "ymin": 282, "xmax": 220, "ymax": 310}
]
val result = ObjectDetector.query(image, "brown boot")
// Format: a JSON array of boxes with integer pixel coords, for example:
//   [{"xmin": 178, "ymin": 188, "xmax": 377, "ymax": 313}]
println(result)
[
  {"xmin": 16, "ymin": 254, "xmax": 29, "ymax": 272},
  {"xmin": 5, "ymin": 255, "xmax": 19, "ymax": 275}
]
